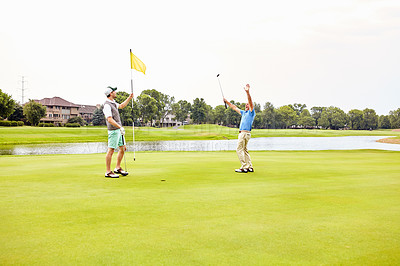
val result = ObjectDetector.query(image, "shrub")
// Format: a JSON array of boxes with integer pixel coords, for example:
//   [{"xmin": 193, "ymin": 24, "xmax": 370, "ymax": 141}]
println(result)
[
  {"xmin": 0, "ymin": 120, "xmax": 24, "ymax": 127},
  {"xmin": 37, "ymin": 123, "xmax": 55, "ymax": 127},
  {"xmin": 0, "ymin": 120, "xmax": 12, "ymax": 126},
  {"xmin": 67, "ymin": 116, "xmax": 87, "ymax": 126},
  {"xmin": 65, "ymin": 123, "xmax": 81, "ymax": 127},
  {"xmin": 23, "ymin": 100, "xmax": 46, "ymax": 126}
]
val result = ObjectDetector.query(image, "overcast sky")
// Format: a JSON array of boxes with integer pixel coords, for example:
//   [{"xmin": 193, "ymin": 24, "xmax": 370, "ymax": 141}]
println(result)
[{"xmin": 1, "ymin": 0, "xmax": 399, "ymax": 115}]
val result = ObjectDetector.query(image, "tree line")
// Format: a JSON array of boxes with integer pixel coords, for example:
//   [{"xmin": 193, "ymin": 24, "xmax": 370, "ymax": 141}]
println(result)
[
  {"xmin": 92, "ymin": 89, "xmax": 400, "ymax": 130},
  {"xmin": 0, "ymin": 89, "xmax": 45, "ymax": 126},
  {"xmin": 1, "ymin": 88, "xmax": 399, "ymax": 129}
]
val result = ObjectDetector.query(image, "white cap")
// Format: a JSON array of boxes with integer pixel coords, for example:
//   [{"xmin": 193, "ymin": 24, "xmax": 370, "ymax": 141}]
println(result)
[{"xmin": 104, "ymin": 86, "xmax": 117, "ymax": 97}]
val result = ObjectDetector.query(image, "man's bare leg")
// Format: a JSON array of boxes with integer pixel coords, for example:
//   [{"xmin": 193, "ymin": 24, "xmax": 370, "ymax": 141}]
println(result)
[
  {"xmin": 116, "ymin": 146, "xmax": 126, "ymax": 169},
  {"xmin": 106, "ymin": 148, "xmax": 114, "ymax": 172}
]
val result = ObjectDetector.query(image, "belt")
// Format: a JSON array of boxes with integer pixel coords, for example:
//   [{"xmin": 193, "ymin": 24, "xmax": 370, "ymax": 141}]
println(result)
[{"xmin": 239, "ymin": 130, "xmax": 251, "ymax": 133}]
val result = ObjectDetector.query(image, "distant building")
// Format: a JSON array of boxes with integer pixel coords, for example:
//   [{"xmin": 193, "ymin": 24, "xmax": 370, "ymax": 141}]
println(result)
[
  {"xmin": 78, "ymin": 104, "xmax": 97, "ymax": 124},
  {"xmin": 34, "ymin": 97, "xmax": 97, "ymax": 125},
  {"xmin": 161, "ymin": 113, "xmax": 182, "ymax": 127},
  {"xmin": 160, "ymin": 113, "xmax": 191, "ymax": 127}
]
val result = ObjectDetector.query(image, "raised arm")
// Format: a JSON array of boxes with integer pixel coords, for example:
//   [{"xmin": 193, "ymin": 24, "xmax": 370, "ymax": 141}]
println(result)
[
  {"xmin": 244, "ymin": 84, "xmax": 253, "ymax": 112},
  {"xmin": 119, "ymin": 93, "xmax": 134, "ymax": 109},
  {"xmin": 224, "ymin": 98, "xmax": 241, "ymax": 115}
]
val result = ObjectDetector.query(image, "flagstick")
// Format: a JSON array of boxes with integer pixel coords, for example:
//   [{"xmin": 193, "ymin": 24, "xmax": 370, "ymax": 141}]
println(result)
[
  {"xmin": 131, "ymin": 68, "xmax": 136, "ymax": 161},
  {"xmin": 130, "ymin": 48, "xmax": 146, "ymax": 161}
]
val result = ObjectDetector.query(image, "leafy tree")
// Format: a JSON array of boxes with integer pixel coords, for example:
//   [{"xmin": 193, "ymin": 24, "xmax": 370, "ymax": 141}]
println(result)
[
  {"xmin": 318, "ymin": 106, "xmax": 347, "ymax": 130},
  {"xmin": 205, "ymin": 104, "xmax": 214, "ymax": 123},
  {"xmin": 330, "ymin": 107, "xmax": 348, "ymax": 130},
  {"xmin": 23, "ymin": 100, "xmax": 46, "ymax": 126},
  {"xmin": 261, "ymin": 102, "xmax": 276, "ymax": 129},
  {"xmin": 172, "ymin": 100, "xmax": 191, "ymax": 124},
  {"xmin": 191, "ymin": 98, "xmax": 208, "ymax": 124},
  {"xmin": 0, "ymin": 89, "xmax": 16, "ymax": 119},
  {"xmin": 288, "ymin": 103, "xmax": 306, "ymax": 116},
  {"xmin": 274, "ymin": 109, "xmax": 285, "ymax": 129},
  {"xmin": 7, "ymin": 103, "xmax": 24, "ymax": 121},
  {"xmin": 213, "ymin": 105, "xmax": 226, "ymax": 125},
  {"xmin": 225, "ymin": 101, "xmax": 242, "ymax": 127},
  {"xmin": 331, "ymin": 107, "xmax": 348, "ymax": 129},
  {"xmin": 277, "ymin": 105, "xmax": 298, "ymax": 128},
  {"xmin": 311, "ymin": 107, "xmax": 325, "ymax": 126},
  {"xmin": 67, "ymin": 116, "xmax": 86, "ymax": 126},
  {"xmin": 378, "ymin": 115, "xmax": 391, "ymax": 129},
  {"xmin": 238, "ymin": 102, "xmax": 246, "ymax": 110},
  {"xmin": 299, "ymin": 109, "xmax": 315, "ymax": 128},
  {"xmin": 363, "ymin": 108, "xmax": 378, "ymax": 130},
  {"xmin": 389, "ymin": 108, "xmax": 400, "ymax": 129},
  {"xmin": 318, "ymin": 112, "xmax": 330, "ymax": 129},
  {"xmin": 115, "ymin": 91, "xmax": 138, "ymax": 126},
  {"xmin": 92, "ymin": 106, "xmax": 106, "ymax": 126},
  {"xmin": 252, "ymin": 102, "xmax": 262, "ymax": 129},
  {"xmin": 348, "ymin": 109, "xmax": 364, "ymax": 130},
  {"xmin": 137, "ymin": 93, "xmax": 157, "ymax": 125},
  {"xmin": 141, "ymin": 89, "xmax": 164, "ymax": 122}
]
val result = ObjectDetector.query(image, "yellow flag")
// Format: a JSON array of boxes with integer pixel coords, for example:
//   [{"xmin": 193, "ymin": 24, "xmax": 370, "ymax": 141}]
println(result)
[{"xmin": 130, "ymin": 50, "xmax": 146, "ymax": 74}]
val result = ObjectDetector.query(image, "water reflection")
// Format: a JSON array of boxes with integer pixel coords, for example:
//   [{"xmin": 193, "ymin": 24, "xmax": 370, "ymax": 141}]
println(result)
[{"xmin": 0, "ymin": 136, "xmax": 399, "ymax": 156}]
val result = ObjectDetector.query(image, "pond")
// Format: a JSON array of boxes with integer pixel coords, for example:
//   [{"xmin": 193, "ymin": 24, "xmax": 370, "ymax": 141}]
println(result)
[{"xmin": 0, "ymin": 136, "xmax": 399, "ymax": 155}]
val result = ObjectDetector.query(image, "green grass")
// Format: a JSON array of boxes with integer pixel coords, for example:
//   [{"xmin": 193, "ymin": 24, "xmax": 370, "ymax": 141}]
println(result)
[
  {"xmin": 1, "ymin": 125, "xmax": 400, "ymax": 145},
  {"xmin": 1, "ymin": 151, "xmax": 400, "ymax": 265}
]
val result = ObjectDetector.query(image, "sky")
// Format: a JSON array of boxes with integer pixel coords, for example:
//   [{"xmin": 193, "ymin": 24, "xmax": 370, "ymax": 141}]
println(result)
[{"xmin": 1, "ymin": 0, "xmax": 399, "ymax": 115}]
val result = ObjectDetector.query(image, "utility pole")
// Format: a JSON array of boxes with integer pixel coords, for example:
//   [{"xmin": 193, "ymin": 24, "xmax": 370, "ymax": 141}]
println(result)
[{"xmin": 21, "ymin": 76, "xmax": 27, "ymax": 104}]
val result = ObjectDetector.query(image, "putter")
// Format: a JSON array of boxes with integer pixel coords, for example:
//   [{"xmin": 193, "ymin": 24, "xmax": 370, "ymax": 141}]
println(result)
[{"xmin": 217, "ymin": 74, "xmax": 227, "ymax": 109}]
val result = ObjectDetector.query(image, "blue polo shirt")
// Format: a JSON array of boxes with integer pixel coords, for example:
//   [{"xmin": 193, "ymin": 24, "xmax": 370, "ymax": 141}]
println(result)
[{"xmin": 239, "ymin": 109, "xmax": 256, "ymax": 131}]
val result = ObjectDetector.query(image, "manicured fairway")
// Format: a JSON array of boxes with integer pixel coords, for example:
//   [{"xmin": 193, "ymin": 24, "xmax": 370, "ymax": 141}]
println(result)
[
  {"xmin": 1, "ymin": 125, "xmax": 400, "ymax": 144},
  {"xmin": 1, "ymin": 151, "xmax": 400, "ymax": 265}
]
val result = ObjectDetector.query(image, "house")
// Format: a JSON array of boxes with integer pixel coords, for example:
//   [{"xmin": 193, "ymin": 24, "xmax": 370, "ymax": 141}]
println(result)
[
  {"xmin": 34, "ymin": 97, "xmax": 96, "ymax": 125},
  {"xmin": 161, "ymin": 113, "xmax": 182, "ymax": 127},
  {"xmin": 78, "ymin": 104, "xmax": 97, "ymax": 124}
]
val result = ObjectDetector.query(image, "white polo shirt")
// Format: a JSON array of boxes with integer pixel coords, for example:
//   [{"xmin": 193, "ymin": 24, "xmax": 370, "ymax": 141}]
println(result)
[{"xmin": 103, "ymin": 99, "xmax": 120, "ymax": 119}]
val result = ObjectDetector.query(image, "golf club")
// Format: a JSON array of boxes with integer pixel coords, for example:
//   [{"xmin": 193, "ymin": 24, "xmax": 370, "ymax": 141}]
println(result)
[{"xmin": 217, "ymin": 74, "xmax": 227, "ymax": 109}]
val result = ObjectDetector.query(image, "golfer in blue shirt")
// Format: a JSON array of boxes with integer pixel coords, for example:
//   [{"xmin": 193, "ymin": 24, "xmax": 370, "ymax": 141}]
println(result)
[{"xmin": 224, "ymin": 84, "xmax": 256, "ymax": 173}]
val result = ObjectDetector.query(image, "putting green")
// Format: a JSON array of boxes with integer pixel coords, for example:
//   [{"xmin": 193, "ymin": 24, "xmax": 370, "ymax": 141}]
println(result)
[{"xmin": 1, "ymin": 151, "xmax": 399, "ymax": 265}]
